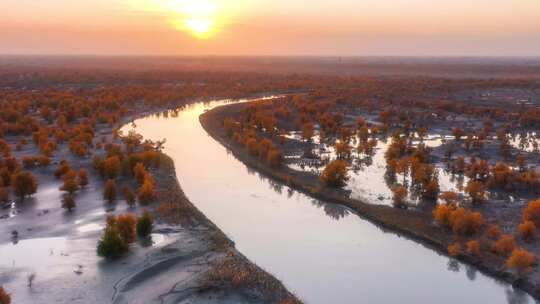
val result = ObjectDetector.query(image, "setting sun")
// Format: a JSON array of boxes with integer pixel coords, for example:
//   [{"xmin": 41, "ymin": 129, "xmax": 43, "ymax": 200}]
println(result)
[{"xmin": 168, "ymin": 0, "xmax": 220, "ymax": 39}]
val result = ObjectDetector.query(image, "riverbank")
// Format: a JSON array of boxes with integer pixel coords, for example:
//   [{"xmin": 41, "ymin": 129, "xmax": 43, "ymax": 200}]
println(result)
[
  {"xmin": 114, "ymin": 151, "xmax": 300, "ymax": 303},
  {"xmin": 200, "ymin": 99, "xmax": 540, "ymax": 300}
]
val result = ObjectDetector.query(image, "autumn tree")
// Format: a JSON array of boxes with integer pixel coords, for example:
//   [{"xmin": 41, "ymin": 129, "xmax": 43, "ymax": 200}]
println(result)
[
  {"xmin": 465, "ymin": 180, "xmax": 486, "ymax": 204},
  {"xmin": 60, "ymin": 170, "xmax": 79, "ymax": 194},
  {"xmin": 103, "ymin": 156, "xmax": 121, "ymax": 179},
  {"xmin": 492, "ymin": 234, "xmax": 516, "ymax": 256},
  {"xmin": 11, "ymin": 170, "xmax": 38, "ymax": 199},
  {"xmin": 62, "ymin": 195, "xmax": 76, "ymax": 211},
  {"xmin": 320, "ymin": 160, "xmax": 349, "ymax": 188},
  {"xmin": 392, "ymin": 185, "xmax": 408, "ymax": 208},
  {"xmin": 447, "ymin": 243, "xmax": 461, "ymax": 257},
  {"xmin": 116, "ymin": 214, "xmax": 137, "ymax": 244},
  {"xmin": 137, "ymin": 175, "xmax": 156, "ymax": 204},
  {"xmin": 78, "ymin": 169, "xmax": 89, "ymax": 187},
  {"xmin": 466, "ymin": 240, "xmax": 481, "ymax": 256},
  {"xmin": 103, "ymin": 179, "xmax": 117, "ymax": 203},
  {"xmin": 122, "ymin": 185, "xmax": 136, "ymax": 207},
  {"xmin": 133, "ymin": 162, "xmax": 147, "ymax": 185},
  {"xmin": 523, "ymin": 199, "xmax": 540, "ymax": 227},
  {"xmin": 506, "ymin": 248, "xmax": 535, "ymax": 273},
  {"xmin": 518, "ymin": 221, "xmax": 536, "ymax": 240},
  {"xmin": 97, "ymin": 222, "xmax": 128, "ymax": 259}
]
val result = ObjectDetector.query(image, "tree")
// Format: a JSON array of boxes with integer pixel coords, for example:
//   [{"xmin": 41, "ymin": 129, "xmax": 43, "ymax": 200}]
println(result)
[
  {"xmin": 466, "ymin": 240, "xmax": 481, "ymax": 256},
  {"xmin": 506, "ymin": 248, "xmax": 535, "ymax": 273},
  {"xmin": 433, "ymin": 203, "xmax": 453, "ymax": 227},
  {"xmin": 492, "ymin": 235, "xmax": 516, "ymax": 256},
  {"xmin": 116, "ymin": 214, "xmax": 137, "ymax": 244},
  {"xmin": 103, "ymin": 179, "xmax": 116, "ymax": 203},
  {"xmin": 97, "ymin": 225, "xmax": 128, "ymax": 259},
  {"xmin": 0, "ymin": 286, "xmax": 10, "ymax": 304},
  {"xmin": 60, "ymin": 170, "xmax": 79, "ymax": 194},
  {"xmin": 267, "ymin": 148, "xmax": 283, "ymax": 168},
  {"xmin": 54, "ymin": 160, "xmax": 72, "ymax": 179},
  {"xmin": 301, "ymin": 122, "xmax": 314, "ymax": 142},
  {"xmin": 137, "ymin": 175, "xmax": 156, "ymax": 204},
  {"xmin": 439, "ymin": 191, "xmax": 458, "ymax": 205},
  {"xmin": 465, "ymin": 180, "xmax": 486, "ymax": 204},
  {"xmin": 78, "ymin": 169, "xmax": 89, "ymax": 187},
  {"xmin": 320, "ymin": 160, "xmax": 349, "ymax": 188},
  {"xmin": 62, "ymin": 195, "xmax": 76, "ymax": 211},
  {"xmin": 392, "ymin": 185, "xmax": 408, "ymax": 208},
  {"xmin": 103, "ymin": 156, "xmax": 121, "ymax": 179},
  {"xmin": 448, "ymin": 207, "xmax": 484, "ymax": 236},
  {"xmin": 122, "ymin": 185, "xmax": 136, "ymax": 207},
  {"xmin": 11, "ymin": 170, "xmax": 38, "ymax": 199},
  {"xmin": 523, "ymin": 199, "xmax": 540, "ymax": 227},
  {"xmin": 133, "ymin": 162, "xmax": 147, "ymax": 185},
  {"xmin": 137, "ymin": 210, "xmax": 154, "ymax": 237},
  {"xmin": 447, "ymin": 243, "xmax": 461, "ymax": 257},
  {"xmin": 518, "ymin": 220, "xmax": 536, "ymax": 240}
]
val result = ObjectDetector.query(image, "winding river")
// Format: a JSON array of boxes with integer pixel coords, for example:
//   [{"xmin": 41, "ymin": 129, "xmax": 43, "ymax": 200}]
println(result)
[{"xmin": 129, "ymin": 97, "xmax": 535, "ymax": 304}]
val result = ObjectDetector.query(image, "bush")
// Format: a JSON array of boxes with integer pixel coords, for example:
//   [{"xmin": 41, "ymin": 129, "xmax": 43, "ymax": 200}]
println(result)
[
  {"xmin": 447, "ymin": 243, "xmax": 461, "ymax": 257},
  {"xmin": 116, "ymin": 214, "xmax": 137, "ymax": 244},
  {"xmin": 320, "ymin": 160, "xmax": 349, "ymax": 188},
  {"xmin": 523, "ymin": 199, "xmax": 540, "ymax": 227},
  {"xmin": 0, "ymin": 286, "xmax": 10, "ymax": 304},
  {"xmin": 103, "ymin": 179, "xmax": 116, "ymax": 203},
  {"xmin": 519, "ymin": 220, "xmax": 537, "ymax": 240},
  {"xmin": 97, "ymin": 226, "xmax": 128, "ymax": 259},
  {"xmin": 137, "ymin": 210, "xmax": 154, "ymax": 237},
  {"xmin": 492, "ymin": 235, "xmax": 516, "ymax": 256},
  {"xmin": 11, "ymin": 170, "xmax": 38, "ymax": 199},
  {"xmin": 506, "ymin": 248, "xmax": 535, "ymax": 272},
  {"xmin": 62, "ymin": 195, "xmax": 76, "ymax": 211},
  {"xmin": 466, "ymin": 240, "xmax": 481, "ymax": 256}
]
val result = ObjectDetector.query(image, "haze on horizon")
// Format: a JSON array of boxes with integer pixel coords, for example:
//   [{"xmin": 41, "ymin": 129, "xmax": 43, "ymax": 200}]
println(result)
[{"xmin": 1, "ymin": 0, "xmax": 539, "ymax": 57}]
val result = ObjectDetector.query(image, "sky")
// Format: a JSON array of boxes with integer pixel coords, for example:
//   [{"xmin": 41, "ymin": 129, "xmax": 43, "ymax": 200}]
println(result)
[{"xmin": 1, "ymin": 0, "xmax": 539, "ymax": 56}]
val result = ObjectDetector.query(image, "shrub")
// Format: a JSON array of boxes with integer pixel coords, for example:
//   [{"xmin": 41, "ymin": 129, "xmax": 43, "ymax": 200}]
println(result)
[
  {"xmin": 466, "ymin": 240, "xmax": 481, "ymax": 256},
  {"xmin": 492, "ymin": 235, "xmax": 516, "ymax": 256},
  {"xmin": 11, "ymin": 170, "xmax": 38, "ymax": 199},
  {"xmin": 320, "ymin": 160, "xmax": 349, "ymax": 188},
  {"xmin": 136, "ymin": 210, "xmax": 154, "ymax": 237},
  {"xmin": 447, "ymin": 243, "xmax": 461, "ymax": 257},
  {"xmin": 97, "ymin": 226, "xmax": 128, "ymax": 259},
  {"xmin": 62, "ymin": 195, "xmax": 76, "ymax": 211},
  {"xmin": 523, "ymin": 199, "xmax": 540, "ymax": 227},
  {"xmin": 103, "ymin": 179, "xmax": 116, "ymax": 203},
  {"xmin": 116, "ymin": 214, "xmax": 137, "ymax": 243},
  {"xmin": 518, "ymin": 221, "xmax": 536, "ymax": 240},
  {"xmin": 137, "ymin": 175, "xmax": 156, "ymax": 204},
  {"xmin": 506, "ymin": 248, "xmax": 535, "ymax": 272},
  {"xmin": 122, "ymin": 185, "xmax": 136, "ymax": 207},
  {"xmin": 0, "ymin": 286, "xmax": 10, "ymax": 304},
  {"xmin": 78, "ymin": 169, "xmax": 88, "ymax": 187}
]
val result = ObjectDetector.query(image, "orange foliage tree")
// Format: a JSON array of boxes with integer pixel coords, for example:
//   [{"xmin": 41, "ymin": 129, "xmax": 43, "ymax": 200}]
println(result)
[{"xmin": 320, "ymin": 160, "xmax": 349, "ymax": 188}]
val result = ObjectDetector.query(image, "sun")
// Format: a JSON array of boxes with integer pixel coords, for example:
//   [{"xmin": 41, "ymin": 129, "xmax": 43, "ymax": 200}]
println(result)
[{"xmin": 169, "ymin": 0, "xmax": 220, "ymax": 39}]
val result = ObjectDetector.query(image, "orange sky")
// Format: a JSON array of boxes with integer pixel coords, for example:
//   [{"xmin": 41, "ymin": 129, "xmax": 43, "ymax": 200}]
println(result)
[{"xmin": 1, "ymin": 0, "xmax": 539, "ymax": 56}]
